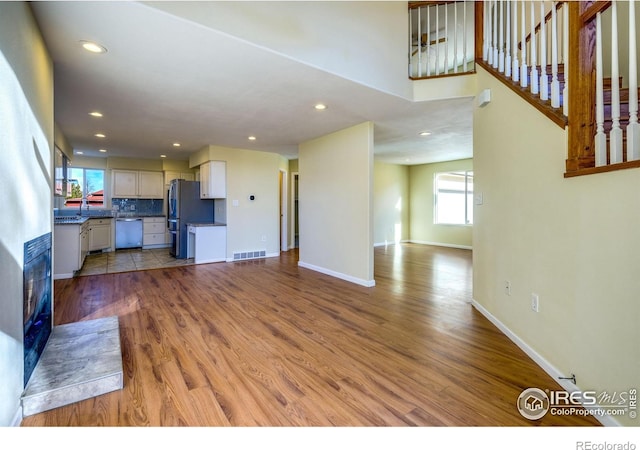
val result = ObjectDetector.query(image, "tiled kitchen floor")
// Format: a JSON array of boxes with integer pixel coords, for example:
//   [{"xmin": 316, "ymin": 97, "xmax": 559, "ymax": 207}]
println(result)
[{"xmin": 78, "ymin": 248, "xmax": 194, "ymax": 276}]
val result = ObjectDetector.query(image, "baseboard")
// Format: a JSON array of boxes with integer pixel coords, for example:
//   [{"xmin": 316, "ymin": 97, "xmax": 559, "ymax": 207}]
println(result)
[
  {"xmin": 298, "ymin": 261, "xmax": 375, "ymax": 287},
  {"xmin": 373, "ymin": 240, "xmax": 410, "ymax": 247},
  {"xmin": 409, "ymin": 240, "xmax": 472, "ymax": 250},
  {"xmin": 471, "ymin": 299, "xmax": 621, "ymax": 427}
]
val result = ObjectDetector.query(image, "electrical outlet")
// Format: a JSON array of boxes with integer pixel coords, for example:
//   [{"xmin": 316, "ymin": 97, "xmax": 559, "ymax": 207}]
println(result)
[
  {"xmin": 531, "ymin": 293, "xmax": 540, "ymax": 312},
  {"xmin": 261, "ymin": 235, "xmax": 266, "ymax": 242},
  {"xmin": 505, "ymin": 281, "xmax": 511, "ymax": 296}
]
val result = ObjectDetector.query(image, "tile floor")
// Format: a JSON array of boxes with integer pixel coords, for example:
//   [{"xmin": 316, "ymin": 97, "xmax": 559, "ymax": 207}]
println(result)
[{"xmin": 78, "ymin": 248, "xmax": 195, "ymax": 276}]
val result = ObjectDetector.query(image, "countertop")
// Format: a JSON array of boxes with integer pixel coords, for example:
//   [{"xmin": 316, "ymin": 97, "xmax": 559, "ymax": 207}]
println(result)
[
  {"xmin": 54, "ymin": 214, "xmax": 166, "ymax": 225},
  {"xmin": 187, "ymin": 222, "xmax": 227, "ymax": 228}
]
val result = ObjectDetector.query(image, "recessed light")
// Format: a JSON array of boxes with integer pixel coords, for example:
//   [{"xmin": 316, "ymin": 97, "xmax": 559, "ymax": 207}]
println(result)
[
  {"xmin": 418, "ymin": 131, "xmax": 431, "ymax": 136},
  {"xmin": 172, "ymin": 142, "xmax": 181, "ymax": 147},
  {"xmin": 248, "ymin": 136, "xmax": 257, "ymax": 141},
  {"xmin": 160, "ymin": 154, "xmax": 167, "ymax": 158},
  {"xmin": 99, "ymin": 149, "xmax": 107, "ymax": 153},
  {"xmin": 89, "ymin": 111, "xmax": 103, "ymax": 117},
  {"xmin": 76, "ymin": 151, "xmax": 84, "ymax": 155},
  {"xmin": 95, "ymin": 133, "xmax": 106, "ymax": 138},
  {"xmin": 314, "ymin": 103, "xmax": 327, "ymax": 110},
  {"xmin": 80, "ymin": 40, "xmax": 107, "ymax": 54}
]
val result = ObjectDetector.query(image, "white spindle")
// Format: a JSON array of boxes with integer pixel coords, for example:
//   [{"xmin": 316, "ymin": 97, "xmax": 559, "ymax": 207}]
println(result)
[
  {"xmin": 595, "ymin": 12, "xmax": 607, "ymax": 167},
  {"xmin": 445, "ymin": 3, "xmax": 449, "ymax": 74},
  {"xmin": 505, "ymin": 1, "xmax": 511, "ymax": 78},
  {"xmin": 520, "ymin": 0, "xmax": 528, "ymax": 88},
  {"xmin": 493, "ymin": 1, "xmax": 499, "ymax": 68},
  {"xmin": 563, "ymin": 2, "xmax": 569, "ymax": 115},
  {"xmin": 628, "ymin": 0, "xmax": 640, "ymax": 161},
  {"xmin": 540, "ymin": 1, "xmax": 549, "ymax": 101},
  {"xmin": 530, "ymin": 1, "xmax": 539, "ymax": 94},
  {"xmin": 499, "ymin": 0, "xmax": 505, "ymax": 73},
  {"xmin": 409, "ymin": 8, "xmax": 413, "ymax": 77},
  {"xmin": 417, "ymin": 7, "xmax": 422, "ymax": 77},
  {"xmin": 550, "ymin": 2, "xmax": 560, "ymax": 108},
  {"xmin": 436, "ymin": 5, "xmax": 440, "ymax": 75},
  {"xmin": 463, "ymin": 1, "xmax": 468, "ymax": 73},
  {"xmin": 454, "ymin": 2, "xmax": 458, "ymax": 74},
  {"xmin": 610, "ymin": 0, "xmax": 623, "ymax": 164},
  {"xmin": 427, "ymin": 7, "xmax": 431, "ymax": 76},
  {"xmin": 512, "ymin": 0, "xmax": 519, "ymax": 82},
  {"xmin": 483, "ymin": 1, "xmax": 489, "ymax": 61}
]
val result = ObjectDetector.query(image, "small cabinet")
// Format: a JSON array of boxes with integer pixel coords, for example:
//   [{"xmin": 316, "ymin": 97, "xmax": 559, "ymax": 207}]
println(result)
[
  {"xmin": 88, "ymin": 218, "xmax": 112, "ymax": 251},
  {"xmin": 200, "ymin": 161, "xmax": 226, "ymax": 199},
  {"xmin": 164, "ymin": 171, "xmax": 195, "ymax": 185},
  {"xmin": 112, "ymin": 170, "xmax": 164, "ymax": 199},
  {"xmin": 143, "ymin": 217, "xmax": 168, "ymax": 248}
]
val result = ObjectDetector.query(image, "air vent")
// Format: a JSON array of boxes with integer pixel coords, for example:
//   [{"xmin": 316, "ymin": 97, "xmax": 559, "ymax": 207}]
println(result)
[{"xmin": 233, "ymin": 250, "xmax": 266, "ymax": 261}]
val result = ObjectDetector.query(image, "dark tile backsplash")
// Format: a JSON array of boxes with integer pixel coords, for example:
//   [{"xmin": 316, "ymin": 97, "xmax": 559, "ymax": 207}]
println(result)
[{"xmin": 112, "ymin": 198, "xmax": 164, "ymax": 216}]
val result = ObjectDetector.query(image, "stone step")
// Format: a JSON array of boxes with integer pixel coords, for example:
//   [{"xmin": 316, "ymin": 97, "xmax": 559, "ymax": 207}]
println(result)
[{"xmin": 21, "ymin": 316, "xmax": 123, "ymax": 416}]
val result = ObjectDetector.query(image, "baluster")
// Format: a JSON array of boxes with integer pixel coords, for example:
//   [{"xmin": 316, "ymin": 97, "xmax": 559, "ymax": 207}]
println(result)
[
  {"xmin": 512, "ymin": 0, "xmax": 519, "ymax": 82},
  {"xmin": 444, "ymin": 3, "xmax": 449, "ymax": 74},
  {"xmin": 483, "ymin": 1, "xmax": 489, "ymax": 61},
  {"xmin": 408, "ymin": 8, "xmax": 412, "ymax": 77},
  {"xmin": 499, "ymin": 0, "xmax": 505, "ymax": 73},
  {"xmin": 463, "ymin": 0, "xmax": 468, "ymax": 73},
  {"xmin": 540, "ymin": 1, "xmax": 549, "ymax": 101},
  {"xmin": 550, "ymin": 2, "xmax": 560, "ymax": 108},
  {"xmin": 563, "ymin": 2, "xmax": 569, "ymax": 115},
  {"xmin": 417, "ymin": 7, "xmax": 422, "ymax": 78},
  {"xmin": 427, "ymin": 7, "xmax": 431, "ymax": 76},
  {"xmin": 493, "ymin": 1, "xmax": 498, "ymax": 68},
  {"xmin": 610, "ymin": 0, "xmax": 623, "ymax": 164},
  {"xmin": 628, "ymin": 0, "xmax": 640, "ymax": 160},
  {"xmin": 505, "ymin": 1, "xmax": 511, "ymax": 77},
  {"xmin": 436, "ymin": 4, "xmax": 440, "ymax": 75},
  {"xmin": 454, "ymin": 2, "xmax": 458, "ymax": 73},
  {"xmin": 595, "ymin": 12, "xmax": 607, "ymax": 167},
  {"xmin": 520, "ymin": 0, "xmax": 528, "ymax": 87},
  {"xmin": 530, "ymin": 1, "xmax": 539, "ymax": 94}
]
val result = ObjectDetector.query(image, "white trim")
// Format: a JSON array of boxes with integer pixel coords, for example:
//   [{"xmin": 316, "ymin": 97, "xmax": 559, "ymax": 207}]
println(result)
[
  {"xmin": 298, "ymin": 261, "xmax": 375, "ymax": 287},
  {"xmin": 409, "ymin": 239, "xmax": 472, "ymax": 250},
  {"xmin": 373, "ymin": 240, "xmax": 410, "ymax": 248},
  {"xmin": 53, "ymin": 273, "xmax": 74, "ymax": 280},
  {"xmin": 11, "ymin": 406, "xmax": 22, "ymax": 427},
  {"xmin": 471, "ymin": 299, "xmax": 621, "ymax": 427}
]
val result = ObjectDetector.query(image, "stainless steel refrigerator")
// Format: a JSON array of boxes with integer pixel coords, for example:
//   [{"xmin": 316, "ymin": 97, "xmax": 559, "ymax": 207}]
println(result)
[{"xmin": 168, "ymin": 180, "xmax": 214, "ymax": 258}]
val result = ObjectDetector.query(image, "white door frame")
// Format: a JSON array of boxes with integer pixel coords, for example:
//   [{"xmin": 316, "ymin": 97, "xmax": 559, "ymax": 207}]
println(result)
[{"xmin": 280, "ymin": 169, "xmax": 288, "ymax": 252}]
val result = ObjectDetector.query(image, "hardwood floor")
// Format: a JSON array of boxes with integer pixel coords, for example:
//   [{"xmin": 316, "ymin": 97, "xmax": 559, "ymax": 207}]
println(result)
[{"xmin": 21, "ymin": 244, "xmax": 600, "ymax": 426}]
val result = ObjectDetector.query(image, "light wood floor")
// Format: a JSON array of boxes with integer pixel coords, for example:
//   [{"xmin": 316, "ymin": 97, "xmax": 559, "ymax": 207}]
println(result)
[{"xmin": 22, "ymin": 244, "xmax": 600, "ymax": 426}]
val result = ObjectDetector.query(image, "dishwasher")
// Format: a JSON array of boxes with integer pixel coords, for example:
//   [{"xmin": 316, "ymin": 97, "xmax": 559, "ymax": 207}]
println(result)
[{"xmin": 115, "ymin": 218, "xmax": 143, "ymax": 249}]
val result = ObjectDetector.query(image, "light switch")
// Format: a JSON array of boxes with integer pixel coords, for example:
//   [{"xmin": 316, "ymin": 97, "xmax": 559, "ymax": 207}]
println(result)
[
  {"xmin": 232, "ymin": 199, "xmax": 239, "ymax": 207},
  {"xmin": 474, "ymin": 193, "xmax": 484, "ymax": 205}
]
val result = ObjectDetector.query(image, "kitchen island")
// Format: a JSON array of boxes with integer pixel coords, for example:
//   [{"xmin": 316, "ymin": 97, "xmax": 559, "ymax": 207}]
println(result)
[{"xmin": 186, "ymin": 223, "xmax": 227, "ymax": 264}]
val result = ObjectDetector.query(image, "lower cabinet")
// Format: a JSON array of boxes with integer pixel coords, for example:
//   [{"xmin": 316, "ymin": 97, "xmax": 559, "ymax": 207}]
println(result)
[
  {"xmin": 143, "ymin": 217, "xmax": 168, "ymax": 249},
  {"xmin": 54, "ymin": 221, "xmax": 90, "ymax": 279},
  {"xmin": 88, "ymin": 218, "xmax": 112, "ymax": 252}
]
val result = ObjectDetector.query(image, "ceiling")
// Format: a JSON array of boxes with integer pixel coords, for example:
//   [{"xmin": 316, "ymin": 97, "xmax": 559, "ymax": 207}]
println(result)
[{"xmin": 30, "ymin": 1, "xmax": 473, "ymax": 166}]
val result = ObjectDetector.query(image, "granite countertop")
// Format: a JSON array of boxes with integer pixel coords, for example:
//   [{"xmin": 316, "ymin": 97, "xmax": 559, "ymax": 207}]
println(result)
[
  {"xmin": 54, "ymin": 213, "xmax": 166, "ymax": 225},
  {"xmin": 187, "ymin": 222, "xmax": 227, "ymax": 227}
]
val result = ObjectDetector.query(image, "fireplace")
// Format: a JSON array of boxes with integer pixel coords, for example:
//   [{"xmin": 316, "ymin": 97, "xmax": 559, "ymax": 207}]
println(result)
[{"xmin": 23, "ymin": 232, "xmax": 52, "ymax": 387}]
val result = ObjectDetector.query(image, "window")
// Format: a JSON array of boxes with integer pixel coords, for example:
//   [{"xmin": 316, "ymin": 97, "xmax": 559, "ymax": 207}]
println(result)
[
  {"xmin": 435, "ymin": 170, "xmax": 473, "ymax": 225},
  {"xmin": 65, "ymin": 168, "xmax": 105, "ymax": 209}
]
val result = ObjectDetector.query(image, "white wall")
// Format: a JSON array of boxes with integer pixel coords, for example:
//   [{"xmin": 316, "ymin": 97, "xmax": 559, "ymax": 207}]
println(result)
[
  {"xmin": 373, "ymin": 162, "xmax": 409, "ymax": 246},
  {"xmin": 298, "ymin": 122, "xmax": 374, "ymax": 287},
  {"xmin": 0, "ymin": 2, "xmax": 54, "ymax": 426},
  {"xmin": 190, "ymin": 145, "xmax": 285, "ymax": 259},
  {"xmin": 144, "ymin": 1, "xmax": 411, "ymax": 99},
  {"xmin": 473, "ymin": 66, "xmax": 640, "ymax": 426}
]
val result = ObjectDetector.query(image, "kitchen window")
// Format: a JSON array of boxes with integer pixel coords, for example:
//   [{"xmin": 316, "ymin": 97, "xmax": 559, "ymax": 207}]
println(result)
[
  {"xmin": 434, "ymin": 170, "xmax": 473, "ymax": 225},
  {"xmin": 65, "ymin": 168, "xmax": 105, "ymax": 209}
]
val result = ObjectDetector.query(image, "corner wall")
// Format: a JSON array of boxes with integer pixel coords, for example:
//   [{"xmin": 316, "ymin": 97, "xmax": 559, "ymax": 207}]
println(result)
[
  {"xmin": 0, "ymin": 2, "xmax": 54, "ymax": 426},
  {"xmin": 298, "ymin": 122, "xmax": 374, "ymax": 286},
  {"xmin": 473, "ymin": 66, "xmax": 639, "ymax": 426},
  {"xmin": 373, "ymin": 161, "xmax": 409, "ymax": 246}
]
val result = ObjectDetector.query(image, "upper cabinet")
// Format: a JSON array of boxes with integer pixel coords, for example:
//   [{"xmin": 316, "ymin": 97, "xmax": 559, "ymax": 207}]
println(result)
[
  {"xmin": 164, "ymin": 170, "xmax": 195, "ymax": 186},
  {"xmin": 200, "ymin": 161, "xmax": 226, "ymax": 199},
  {"xmin": 112, "ymin": 170, "xmax": 164, "ymax": 199}
]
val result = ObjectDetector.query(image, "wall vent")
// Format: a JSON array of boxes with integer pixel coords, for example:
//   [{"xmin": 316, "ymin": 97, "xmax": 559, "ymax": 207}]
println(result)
[{"xmin": 233, "ymin": 250, "xmax": 266, "ymax": 261}]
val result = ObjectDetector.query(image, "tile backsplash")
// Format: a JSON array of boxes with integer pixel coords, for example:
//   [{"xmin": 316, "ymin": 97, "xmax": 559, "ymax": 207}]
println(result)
[{"xmin": 112, "ymin": 198, "xmax": 164, "ymax": 216}]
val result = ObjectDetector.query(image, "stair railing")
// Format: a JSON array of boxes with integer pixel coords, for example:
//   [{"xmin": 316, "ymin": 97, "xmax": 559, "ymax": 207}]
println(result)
[{"xmin": 409, "ymin": 1, "xmax": 476, "ymax": 79}]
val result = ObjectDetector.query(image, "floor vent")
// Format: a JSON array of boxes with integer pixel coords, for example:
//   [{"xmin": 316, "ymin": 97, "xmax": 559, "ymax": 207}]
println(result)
[{"xmin": 233, "ymin": 250, "xmax": 266, "ymax": 261}]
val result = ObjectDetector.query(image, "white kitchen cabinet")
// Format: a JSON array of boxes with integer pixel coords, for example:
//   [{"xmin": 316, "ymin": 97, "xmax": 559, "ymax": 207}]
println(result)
[
  {"xmin": 164, "ymin": 170, "xmax": 195, "ymax": 185},
  {"xmin": 112, "ymin": 169, "xmax": 164, "ymax": 199},
  {"xmin": 143, "ymin": 216, "xmax": 168, "ymax": 248},
  {"xmin": 88, "ymin": 218, "xmax": 112, "ymax": 252},
  {"xmin": 200, "ymin": 161, "xmax": 226, "ymax": 199},
  {"xmin": 54, "ymin": 220, "xmax": 90, "ymax": 279}
]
